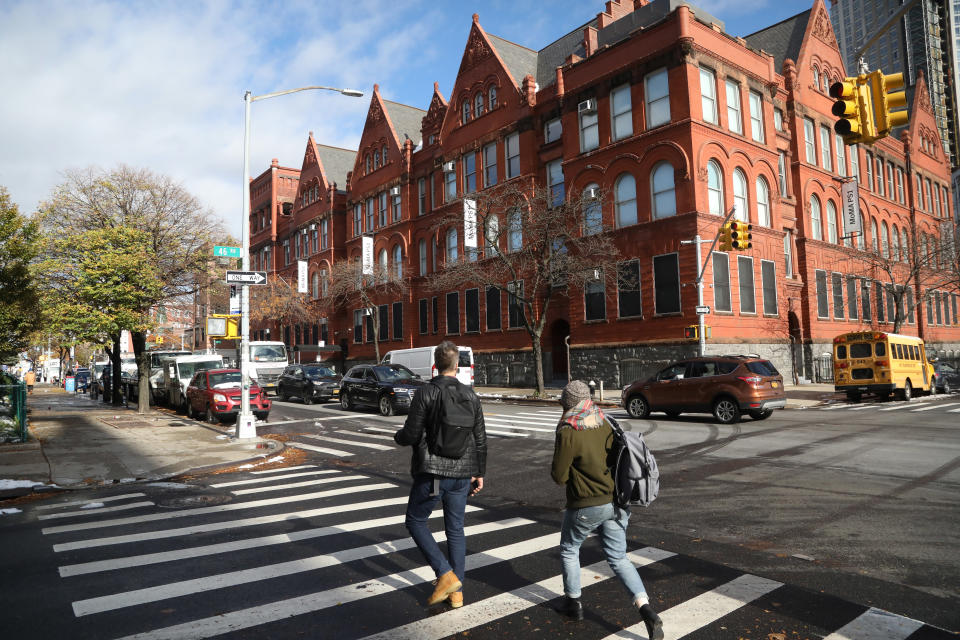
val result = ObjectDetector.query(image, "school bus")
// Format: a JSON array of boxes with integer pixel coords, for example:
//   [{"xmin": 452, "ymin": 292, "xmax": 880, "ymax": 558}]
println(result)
[{"xmin": 833, "ymin": 332, "xmax": 936, "ymax": 402}]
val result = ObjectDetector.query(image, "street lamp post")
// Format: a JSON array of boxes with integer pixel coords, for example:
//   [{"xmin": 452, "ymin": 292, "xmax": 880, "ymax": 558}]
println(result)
[{"xmin": 237, "ymin": 85, "xmax": 363, "ymax": 439}]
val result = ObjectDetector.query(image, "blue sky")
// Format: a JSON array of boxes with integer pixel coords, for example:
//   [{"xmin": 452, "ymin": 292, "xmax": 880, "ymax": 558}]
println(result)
[{"xmin": 0, "ymin": 0, "xmax": 815, "ymax": 236}]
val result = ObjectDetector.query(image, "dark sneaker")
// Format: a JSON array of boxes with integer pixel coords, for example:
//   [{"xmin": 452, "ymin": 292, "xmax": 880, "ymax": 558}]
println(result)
[
  {"xmin": 561, "ymin": 596, "xmax": 584, "ymax": 621},
  {"xmin": 640, "ymin": 603, "xmax": 663, "ymax": 640}
]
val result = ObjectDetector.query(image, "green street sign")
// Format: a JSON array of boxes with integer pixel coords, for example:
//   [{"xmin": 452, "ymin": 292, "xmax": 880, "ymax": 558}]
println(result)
[{"xmin": 214, "ymin": 246, "xmax": 242, "ymax": 258}]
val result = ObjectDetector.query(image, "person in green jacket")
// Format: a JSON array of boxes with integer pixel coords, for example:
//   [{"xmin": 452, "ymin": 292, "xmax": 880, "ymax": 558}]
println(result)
[{"xmin": 551, "ymin": 380, "xmax": 663, "ymax": 639}]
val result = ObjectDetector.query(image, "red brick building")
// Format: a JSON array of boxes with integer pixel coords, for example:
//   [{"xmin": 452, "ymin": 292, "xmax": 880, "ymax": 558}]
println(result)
[{"xmin": 250, "ymin": 0, "xmax": 959, "ymax": 387}]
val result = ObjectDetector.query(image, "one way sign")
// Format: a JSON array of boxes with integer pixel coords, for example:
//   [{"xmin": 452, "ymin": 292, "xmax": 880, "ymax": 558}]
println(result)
[{"xmin": 225, "ymin": 270, "xmax": 267, "ymax": 285}]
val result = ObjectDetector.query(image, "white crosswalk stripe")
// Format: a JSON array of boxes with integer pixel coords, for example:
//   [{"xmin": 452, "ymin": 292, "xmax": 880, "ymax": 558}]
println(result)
[
  {"xmin": 336, "ymin": 429, "xmax": 394, "ymax": 441},
  {"xmin": 229, "ymin": 473, "xmax": 369, "ymax": 495},
  {"xmin": 287, "ymin": 441, "xmax": 354, "ymax": 456},
  {"xmin": 879, "ymin": 402, "xmax": 930, "ymax": 411},
  {"xmin": 210, "ymin": 469, "xmax": 338, "ymax": 488},
  {"xmin": 300, "ymin": 433, "xmax": 394, "ymax": 450},
  {"xmin": 36, "ymin": 500, "xmax": 155, "ymax": 520},
  {"xmin": 911, "ymin": 402, "xmax": 960, "ymax": 411},
  {"xmin": 823, "ymin": 607, "xmax": 925, "ymax": 640},
  {"xmin": 250, "ymin": 464, "xmax": 318, "ymax": 474},
  {"xmin": 34, "ymin": 493, "xmax": 147, "ymax": 511}
]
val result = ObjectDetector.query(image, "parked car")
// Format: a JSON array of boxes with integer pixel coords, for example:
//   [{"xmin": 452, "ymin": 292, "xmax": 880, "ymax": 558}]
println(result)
[
  {"xmin": 185, "ymin": 368, "xmax": 271, "ymax": 423},
  {"xmin": 73, "ymin": 368, "xmax": 91, "ymax": 393},
  {"xmin": 339, "ymin": 364, "xmax": 424, "ymax": 416},
  {"xmin": 381, "ymin": 346, "xmax": 474, "ymax": 386},
  {"xmin": 277, "ymin": 364, "xmax": 341, "ymax": 404},
  {"xmin": 163, "ymin": 354, "xmax": 224, "ymax": 412},
  {"xmin": 621, "ymin": 355, "xmax": 786, "ymax": 424},
  {"xmin": 933, "ymin": 361, "xmax": 960, "ymax": 394}
]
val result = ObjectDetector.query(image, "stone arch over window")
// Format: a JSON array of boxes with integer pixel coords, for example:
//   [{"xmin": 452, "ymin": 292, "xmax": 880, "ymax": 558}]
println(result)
[
  {"xmin": 651, "ymin": 163, "xmax": 676, "ymax": 219},
  {"xmin": 756, "ymin": 176, "xmax": 770, "ymax": 227},
  {"xmin": 733, "ymin": 167, "xmax": 748, "ymax": 221},
  {"xmin": 614, "ymin": 173, "xmax": 637, "ymax": 227},
  {"xmin": 809, "ymin": 194, "xmax": 822, "ymax": 240},
  {"xmin": 707, "ymin": 159, "xmax": 724, "ymax": 215}
]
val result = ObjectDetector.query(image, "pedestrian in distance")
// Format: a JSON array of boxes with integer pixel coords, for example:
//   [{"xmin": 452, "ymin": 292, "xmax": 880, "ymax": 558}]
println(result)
[
  {"xmin": 24, "ymin": 369, "xmax": 35, "ymax": 395},
  {"xmin": 551, "ymin": 380, "xmax": 663, "ymax": 639},
  {"xmin": 394, "ymin": 340, "xmax": 486, "ymax": 610}
]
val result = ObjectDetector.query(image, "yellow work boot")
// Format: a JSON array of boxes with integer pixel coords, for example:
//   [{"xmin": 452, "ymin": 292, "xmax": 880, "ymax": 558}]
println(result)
[
  {"xmin": 448, "ymin": 591, "xmax": 463, "ymax": 608},
  {"xmin": 427, "ymin": 571, "xmax": 462, "ymax": 606}
]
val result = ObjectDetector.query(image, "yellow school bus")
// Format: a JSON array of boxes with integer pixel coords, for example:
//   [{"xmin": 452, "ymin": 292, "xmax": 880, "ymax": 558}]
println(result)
[{"xmin": 833, "ymin": 331, "xmax": 935, "ymax": 402}]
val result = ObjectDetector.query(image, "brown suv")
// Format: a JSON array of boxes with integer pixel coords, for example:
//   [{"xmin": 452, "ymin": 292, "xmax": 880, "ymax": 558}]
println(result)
[{"xmin": 620, "ymin": 355, "xmax": 786, "ymax": 424}]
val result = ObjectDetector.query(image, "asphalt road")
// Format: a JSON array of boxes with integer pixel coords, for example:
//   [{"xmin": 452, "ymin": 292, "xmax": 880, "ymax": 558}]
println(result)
[{"xmin": 0, "ymin": 394, "xmax": 957, "ymax": 639}]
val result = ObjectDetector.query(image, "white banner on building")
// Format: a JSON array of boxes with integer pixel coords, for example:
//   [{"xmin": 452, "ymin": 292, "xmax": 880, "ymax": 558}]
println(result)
[
  {"xmin": 362, "ymin": 235, "xmax": 374, "ymax": 275},
  {"xmin": 841, "ymin": 180, "xmax": 862, "ymax": 238},
  {"xmin": 463, "ymin": 198, "xmax": 478, "ymax": 248},
  {"xmin": 297, "ymin": 260, "xmax": 308, "ymax": 294}
]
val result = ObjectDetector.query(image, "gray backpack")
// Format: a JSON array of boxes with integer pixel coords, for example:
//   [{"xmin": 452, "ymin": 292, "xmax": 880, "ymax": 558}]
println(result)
[{"xmin": 607, "ymin": 416, "xmax": 660, "ymax": 508}]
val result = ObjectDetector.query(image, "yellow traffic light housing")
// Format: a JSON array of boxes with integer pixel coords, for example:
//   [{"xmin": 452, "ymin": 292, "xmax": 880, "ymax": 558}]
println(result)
[
  {"xmin": 830, "ymin": 76, "xmax": 877, "ymax": 144},
  {"xmin": 684, "ymin": 325, "xmax": 698, "ymax": 340},
  {"xmin": 869, "ymin": 70, "xmax": 909, "ymax": 134},
  {"xmin": 718, "ymin": 222, "xmax": 734, "ymax": 252},
  {"xmin": 730, "ymin": 221, "xmax": 753, "ymax": 250}
]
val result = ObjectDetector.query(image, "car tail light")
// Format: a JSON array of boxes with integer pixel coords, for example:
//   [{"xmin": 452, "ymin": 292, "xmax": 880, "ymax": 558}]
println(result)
[
  {"xmin": 471, "ymin": 364, "xmax": 474, "ymax": 383},
  {"xmin": 431, "ymin": 365, "xmax": 437, "ymax": 378},
  {"xmin": 838, "ymin": 362, "xmax": 849, "ymax": 369},
  {"xmin": 737, "ymin": 375, "xmax": 763, "ymax": 388},
  {"xmin": 876, "ymin": 360, "xmax": 889, "ymax": 367}
]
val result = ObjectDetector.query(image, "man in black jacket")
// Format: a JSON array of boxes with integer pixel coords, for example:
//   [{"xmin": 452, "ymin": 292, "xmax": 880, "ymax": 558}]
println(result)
[{"xmin": 395, "ymin": 340, "xmax": 486, "ymax": 609}]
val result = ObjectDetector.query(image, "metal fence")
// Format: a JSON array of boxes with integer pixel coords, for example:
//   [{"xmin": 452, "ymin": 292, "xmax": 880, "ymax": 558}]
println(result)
[{"xmin": 0, "ymin": 383, "xmax": 28, "ymax": 442}]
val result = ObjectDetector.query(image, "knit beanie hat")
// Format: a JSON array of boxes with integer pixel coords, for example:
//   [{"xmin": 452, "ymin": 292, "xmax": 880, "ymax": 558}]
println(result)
[{"xmin": 560, "ymin": 380, "xmax": 591, "ymax": 411}]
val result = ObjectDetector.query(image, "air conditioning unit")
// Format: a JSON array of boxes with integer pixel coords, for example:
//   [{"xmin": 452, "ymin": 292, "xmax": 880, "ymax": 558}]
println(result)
[
  {"xmin": 301, "ymin": 228, "xmax": 308, "ymax": 235},
  {"xmin": 585, "ymin": 187, "xmax": 599, "ymax": 199},
  {"xmin": 309, "ymin": 223, "xmax": 317, "ymax": 231},
  {"xmin": 578, "ymin": 98, "xmax": 597, "ymax": 113},
  {"xmin": 443, "ymin": 161, "xmax": 456, "ymax": 172},
  {"xmin": 389, "ymin": 186, "xmax": 400, "ymax": 197}
]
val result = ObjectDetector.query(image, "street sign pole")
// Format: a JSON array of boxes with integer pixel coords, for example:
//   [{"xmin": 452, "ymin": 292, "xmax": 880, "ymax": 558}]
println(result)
[{"xmin": 237, "ymin": 91, "xmax": 256, "ymax": 439}]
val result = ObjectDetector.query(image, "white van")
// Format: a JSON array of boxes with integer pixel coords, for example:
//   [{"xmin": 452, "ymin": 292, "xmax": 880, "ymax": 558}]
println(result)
[
  {"xmin": 382, "ymin": 346, "xmax": 474, "ymax": 386},
  {"xmin": 163, "ymin": 354, "xmax": 224, "ymax": 411}
]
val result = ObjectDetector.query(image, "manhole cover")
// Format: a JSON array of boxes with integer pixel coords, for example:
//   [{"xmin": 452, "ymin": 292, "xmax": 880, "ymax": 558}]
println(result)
[{"xmin": 156, "ymin": 494, "xmax": 233, "ymax": 508}]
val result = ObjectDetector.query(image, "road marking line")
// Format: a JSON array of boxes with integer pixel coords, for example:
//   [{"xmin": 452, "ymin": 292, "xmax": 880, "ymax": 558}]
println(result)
[
  {"xmin": 355, "ymin": 547, "xmax": 676, "ymax": 640},
  {"xmin": 362, "ymin": 426, "xmax": 401, "ymax": 435},
  {"xmin": 308, "ymin": 413, "xmax": 376, "ymax": 421},
  {"xmin": 258, "ymin": 418, "xmax": 318, "ymax": 427},
  {"xmin": 336, "ymin": 430, "xmax": 394, "ymax": 441},
  {"xmin": 482, "ymin": 419, "xmax": 555, "ymax": 433},
  {"xmin": 600, "ymin": 573, "xmax": 783, "ymax": 640},
  {"xmin": 301, "ymin": 434, "xmax": 393, "ymax": 450},
  {"xmin": 846, "ymin": 405, "xmax": 877, "ymax": 411},
  {"xmin": 37, "ymin": 501, "xmax": 155, "ymax": 521},
  {"xmin": 250, "ymin": 464, "xmax": 318, "ymax": 474},
  {"xmin": 113, "ymin": 533, "xmax": 575, "ymax": 639},
  {"xmin": 485, "ymin": 429, "xmax": 530, "ymax": 437},
  {"xmin": 231, "ymin": 474, "xmax": 368, "ymax": 496},
  {"xmin": 823, "ymin": 607, "xmax": 924, "ymax": 640},
  {"xmin": 72, "ymin": 517, "xmax": 533, "ymax": 616},
  {"xmin": 911, "ymin": 402, "xmax": 960, "ymax": 412},
  {"xmin": 287, "ymin": 442, "xmax": 354, "ymax": 456},
  {"xmin": 820, "ymin": 404, "xmax": 856, "ymax": 410},
  {"xmin": 211, "ymin": 470, "xmax": 337, "ymax": 487},
  {"xmin": 52, "ymin": 496, "xmax": 413, "ymax": 552},
  {"xmin": 948, "ymin": 408, "xmax": 960, "ymax": 413},
  {"xmin": 41, "ymin": 482, "xmax": 395, "ymax": 535},
  {"xmin": 57, "ymin": 506, "xmax": 481, "ymax": 576},
  {"xmin": 879, "ymin": 402, "xmax": 930, "ymax": 411},
  {"xmin": 34, "ymin": 493, "xmax": 147, "ymax": 511}
]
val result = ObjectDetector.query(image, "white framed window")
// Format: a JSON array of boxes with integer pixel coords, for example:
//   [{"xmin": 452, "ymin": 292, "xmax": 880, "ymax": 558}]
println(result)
[
  {"xmin": 320, "ymin": 218, "xmax": 328, "ymax": 249},
  {"xmin": 378, "ymin": 248, "xmax": 388, "ymax": 281},
  {"xmin": 474, "ymin": 93, "xmax": 484, "ymax": 117},
  {"xmin": 725, "ymin": 80, "xmax": 742, "ymax": 134},
  {"xmin": 651, "ymin": 162, "xmax": 676, "ymax": 219},
  {"xmin": 707, "ymin": 160, "xmax": 723, "ymax": 215},
  {"xmin": 610, "ymin": 84, "xmax": 633, "ymax": 140},
  {"xmin": 784, "ymin": 230, "xmax": 793, "ymax": 278},
  {"xmin": 896, "ymin": 168, "xmax": 904, "ymax": 203},
  {"xmin": 713, "ymin": 252, "xmax": 731, "ymax": 312},
  {"xmin": 645, "ymin": 68, "xmax": 670, "ymax": 128},
  {"xmin": 446, "ymin": 227, "xmax": 458, "ymax": 262},
  {"xmin": 419, "ymin": 238, "xmax": 427, "ymax": 275},
  {"xmin": 462, "ymin": 100, "xmax": 471, "ymax": 124},
  {"xmin": 544, "ymin": 117, "xmax": 562, "ymax": 143},
  {"xmin": 835, "ymin": 135, "xmax": 846, "ymax": 176},
  {"xmin": 778, "ymin": 151, "xmax": 788, "ymax": 197},
  {"xmin": 463, "ymin": 153, "xmax": 477, "ymax": 194},
  {"xmin": 311, "ymin": 272, "xmax": 319, "ymax": 299},
  {"xmin": 774, "ymin": 107, "xmax": 783, "ymax": 131},
  {"xmin": 733, "ymin": 168, "xmax": 748, "ymax": 221},
  {"xmin": 857, "ymin": 212, "xmax": 866, "ymax": 250},
  {"xmin": 615, "ymin": 173, "xmax": 637, "ymax": 227},
  {"xmin": 444, "ymin": 165, "xmax": 457, "ymax": 202},
  {"xmin": 871, "ymin": 218, "xmax": 879, "ymax": 253},
  {"xmin": 700, "ymin": 67, "xmax": 718, "ymax": 124},
  {"xmin": 393, "ymin": 244, "xmax": 403, "ymax": 278},
  {"xmin": 809, "ymin": 194, "xmax": 822, "ymax": 240},
  {"xmin": 876, "ymin": 158, "xmax": 884, "ymax": 195},
  {"xmin": 850, "ymin": 144, "xmax": 859, "ymax": 182},
  {"xmin": 738, "ymin": 255, "xmax": 756, "ymax": 314},
  {"xmin": 483, "ymin": 142, "xmax": 497, "ymax": 187},
  {"xmin": 887, "ymin": 163, "xmax": 894, "ymax": 197},
  {"xmin": 756, "ymin": 176, "xmax": 770, "ymax": 227},
  {"xmin": 827, "ymin": 200, "xmax": 838, "ymax": 243},
  {"xmin": 881, "ymin": 221, "xmax": 890, "ymax": 258},
  {"xmin": 366, "ymin": 197, "xmax": 375, "ymax": 230},
  {"xmin": 353, "ymin": 204, "xmax": 362, "ymax": 236},
  {"xmin": 579, "ymin": 105, "xmax": 599, "ymax": 152},
  {"xmin": 891, "ymin": 224, "xmax": 900, "ymax": 261},
  {"xmin": 761, "ymin": 259, "xmax": 777, "ymax": 315},
  {"xmin": 820, "ymin": 125, "xmax": 832, "ymax": 170},
  {"xmin": 583, "ymin": 183, "xmax": 602, "ymax": 235},
  {"xmin": 547, "ymin": 160, "xmax": 564, "ymax": 207},
  {"xmin": 485, "ymin": 215, "xmax": 500, "ymax": 255},
  {"xmin": 804, "ymin": 118, "xmax": 816, "ymax": 163},
  {"xmin": 378, "ymin": 191, "xmax": 387, "ymax": 227},
  {"xmin": 749, "ymin": 90, "xmax": 764, "ymax": 142},
  {"xmin": 505, "ymin": 132, "xmax": 520, "ymax": 178},
  {"xmin": 488, "ymin": 85, "xmax": 497, "ymax": 110},
  {"xmin": 507, "ymin": 208, "xmax": 522, "ymax": 252}
]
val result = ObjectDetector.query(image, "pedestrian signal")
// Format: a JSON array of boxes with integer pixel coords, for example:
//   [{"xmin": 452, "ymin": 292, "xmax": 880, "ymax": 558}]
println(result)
[
  {"xmin": 684, "ymin": 326, "xmax": 698, "ymax": 340},
  {"xmin": 730, "ymin": 221, "xmax": 752, "ymax": 250},
  {"xmin": 869, "ymin": 70, "xmax": 908, "ymax": 135}
]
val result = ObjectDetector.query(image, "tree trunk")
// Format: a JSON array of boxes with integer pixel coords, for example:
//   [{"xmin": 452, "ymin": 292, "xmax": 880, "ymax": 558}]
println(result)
[
  {"xmin": 108, "ymin": 333, "xmax": 123, "ymax": 406},
  {"xmin": 370, "ymin": 306, "xmax": 380, "ymax": 362},
  {"xmin": 531, "ymin": 331, "xmax": 545, "ymax": 397},
  {"xmin": 133, "ymin": 331, "xmax": 150, "ymax": 414}
]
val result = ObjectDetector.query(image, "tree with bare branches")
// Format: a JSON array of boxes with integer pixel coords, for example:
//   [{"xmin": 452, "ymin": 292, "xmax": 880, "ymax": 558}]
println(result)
[
  {"xmin": 249, "ymin": 275, "xmax": 314, "ymax": 329},
  {"xmin": 423, "ymin": 180, "xmax": 623, "ymax": 396}
]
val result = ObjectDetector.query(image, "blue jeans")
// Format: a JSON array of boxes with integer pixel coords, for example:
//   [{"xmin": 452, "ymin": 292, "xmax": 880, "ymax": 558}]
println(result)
[
  {"xmin": 405, "ymin": 474, "xmax": 469, "ymax": 586},
  {"xmin": 560, "ymin": 502, "xmax": 648, "ymax": 602}
]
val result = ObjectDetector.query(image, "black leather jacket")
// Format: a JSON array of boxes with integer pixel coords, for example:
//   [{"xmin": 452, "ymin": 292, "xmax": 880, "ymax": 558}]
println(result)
[{"xmin": 394, "ymin": 375, "xmax": 486, "ymax": 479}]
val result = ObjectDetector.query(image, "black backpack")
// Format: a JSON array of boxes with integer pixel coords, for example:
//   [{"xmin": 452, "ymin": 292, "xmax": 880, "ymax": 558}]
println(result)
[
  {"xmin": 426, "ymin": 378, "xmax": 477, "ymax": 458},
  {"xmin": 607, "ymin": 416, "xmax": 660, "ymax": 508}
]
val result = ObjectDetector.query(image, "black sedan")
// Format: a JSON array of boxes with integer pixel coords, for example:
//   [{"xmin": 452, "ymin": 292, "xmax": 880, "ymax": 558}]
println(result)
[
  {"xmin": 276, "ymin": 364, "xmax": 341, "ymax": 404},
  {"xmin": 339, "ymin": 364, "xmax": 424, "ymax": 416},
  {"xmin": 934, "ymin": 361, "xmax": 960, "ymax": 394},
  {"xmin": 73, "ymin": 369, "xmax": 91, "ymax": 393}
]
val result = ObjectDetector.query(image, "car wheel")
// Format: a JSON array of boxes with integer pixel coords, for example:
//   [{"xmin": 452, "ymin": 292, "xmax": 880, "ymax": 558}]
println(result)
[
  {"xmin": 187, "ymin": 401, "xmax": 196, "ymax": 419},
  {"xmin": 340, "ymin": 392, "xmax": 352, "ymax": 410},
  {"xmin": 664, "ymin": 410, "xmax": 681, "ymax": 419},
  {"xmin": 179, "ymin": 398, "xmax": 189, "ymax": 414},
  {"xmin": 626, "ymin": 395, "xmax": 649, "ymax": 419},
  {"xmin": 712, "ymin": 397, "xmax": 741, "ymax": 424},
  {"xmin": 279, "ymin": 386, "xmax": 289, "ymax": 402},
  {"xmin": 944, "ymin": 380, "xmax": 952, "ymax": 394},
  {"xmin": 928, "ymin": 379, "xmax": 937, "ymax": 396},
  {"xmin": 303, "ymin": 386, "xmax": 314, "ymax": 405},
  {"xmin": 748, "ymin": 409, "xmax": 773, "ymax": 420},
  {"xmin": 206, "ymin": 406, "xmax": 219, "ymax": 424},
  {"xmin": 898, "ymin": 380, "xmax": 913, "ymax": 401},
  {"xmin": 379, "ymin": 394, "xmax": 394, "ymax": 416}
]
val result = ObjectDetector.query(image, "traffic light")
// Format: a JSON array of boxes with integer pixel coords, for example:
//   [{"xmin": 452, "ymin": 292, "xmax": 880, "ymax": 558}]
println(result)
[
  {"xmin": 869, "ymin": 70, "xmax": 908, "ymax": 135},
  {"xmin": 718, "ymin": 222, "xmax": 733, "ymax": 252},
  {"xmin": 830, "ymin": 76, "xmax": 877, "ymax": 144},
  {"xmin": 730, "ymin": 221, "xmax": 753, "ymax": 250},
  {"xmin": 684, "ymin": 326, "xmax": 698, "ymax": 340},
  {"xmin": 155, "ymin": 335, "xmax": 164, "ymax": 344}
]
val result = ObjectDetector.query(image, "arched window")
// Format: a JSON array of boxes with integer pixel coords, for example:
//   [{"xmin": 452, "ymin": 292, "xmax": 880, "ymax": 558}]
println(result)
[
  {"xmin": 733, "ymin": 168, "xmax": 748, "ymax": 221},
  {"xmin": 393, "ymin": 244, "xmax": 403, "ymax": 278},
  {"xmin": 374, "ymin": 150, "xmax": 380, "ymax": 169},
  {"xmin": 812, "ymin": 67, "xmax": 820, "ymax": 89},
  {"xmin": 320, "ymin": 268, "xmax": 328, "ymax": 297},
  {"xmin": 475, "ymin": 93, "xmax": 484, "ymax": 117},
  {"xmin": 900, "ymin": 227, "xmax": 909, "ymax": 261},
  {"xmin": 488, "ymin": 85, "xmax": 498, "ymax": 110},
  {"xmin": 462, "ymin": 100, "xmax": 471, "ymax": 124},
  {"xmin": 857, "ymin": 212, "xmax": 866, "ymax": 250},
  {"xmin": 871, "ymin": 218, "xmax": 879, "ymax": 253},
  {"xmin": 651, "ymin": 163, "xmax": 676, "ymax": 219},
  {"xmin": 507, "ymin": 209, "xmax": 522, "ymax": 251},
  {"xmin": 707, "ymin": 160, "xmax": 723, "ymax": 215},
  {"xmin": 311, "ymin": 272, "xmax": 319, "ymax": 299},
  {"xmin": 756, "ymin": 177, "xmax": 770, "ymax": 227},
  {"xmin": 378, "ymin": 248, "xmax": 388, "ymax": 272},
  {"xmin": 446, "ymin": 227, "xmax": 458, "ymax": 262},
  {"xmin": 365, "ymin": 155, "xmax": 371, "ymax": 173},
  {"xmin": 615, "ymin": 173, "xmax": 637, "ymax": 227},
  {"xmin": 881, "ymin": 221, "xmax": 890, "ymax": 258},
  {"xmin": 382, "ymin": 145, "xmax": 388, "ymax": 165},
  {"xmin": 485, "ymin": 215, "xmax": 500, "ymax": 255},
  {"xmin": 826, "ymin": 200, "xmax": 838, "ymax": 243},
  {"xmin": 809, "ymin": 195, "xmax": 822, "ymax": 240},
  {"xmin": 583, "ymin": 183, "xmax": 602, "ymax": 234},
  {"xmin": 822, "ymin": 73, "xmax": 829, "ymax": 92},
  {"xmin": 891, "ymin": 223, "xmax": 900, "ymax": 260}
]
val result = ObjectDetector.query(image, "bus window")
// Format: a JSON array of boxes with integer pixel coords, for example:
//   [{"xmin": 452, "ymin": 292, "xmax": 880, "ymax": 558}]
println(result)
[
  {"xmin": 875, "ymin": 342, "xmax": 886, "ymax": 357},
  {"xmin": 895, "ymin": 344, "xmax": 904, "ymax": 359},
  {"xmin": 836, "ymin": 345, "xmax": 847, "ymax": 359},
  {"xmin": 850, "ymin": 343, "xmax": 872, "ymax": 358}
]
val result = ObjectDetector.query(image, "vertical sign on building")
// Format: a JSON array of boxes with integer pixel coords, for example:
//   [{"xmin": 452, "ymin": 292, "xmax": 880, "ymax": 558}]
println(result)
[
  {"xmin": 463, "ymin": 198, "xmax": 477, "ymax": 249},
  {"xmin": 297, "ymin": 260, "xmax": 308, "ymax": 294},
  {"xmin": 841, "ymin": 179, "xmax": 862, "ymax": 239},
  {"xmin": 362, "ymin": 235, "xmax": 374, "ymax": 275}
]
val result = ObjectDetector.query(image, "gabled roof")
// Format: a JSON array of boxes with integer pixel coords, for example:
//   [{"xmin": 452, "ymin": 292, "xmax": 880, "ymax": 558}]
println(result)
[
  {"xmin": 383, "ymin": 100, "xmax": 426, "ymax": 146},
  {"xmin": 487, "ymin": 34, "xmax": 539, "ymax": 88},
  {"xmin": 315, "ymin": 144, "xmax": 356, "ymax": 190},
  {"xmin": 744, "ymin": 9, "xmax": 811, "ymax": 73}
]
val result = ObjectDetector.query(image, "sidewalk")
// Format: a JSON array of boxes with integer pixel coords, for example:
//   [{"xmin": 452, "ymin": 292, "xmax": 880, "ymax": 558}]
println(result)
[{"xmin": 0, "ymin": 385, "xmax": 282, "ymax": 500}]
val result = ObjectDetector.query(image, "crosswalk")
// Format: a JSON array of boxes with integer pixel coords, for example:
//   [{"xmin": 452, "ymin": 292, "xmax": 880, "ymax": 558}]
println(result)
[
  {"xmin": 818, "ymin": 393, "xmax": 960, "ymax": 414},
  {"xmin": 19, "ymin": 466, "xmax": 948, "ymax": 640}
]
